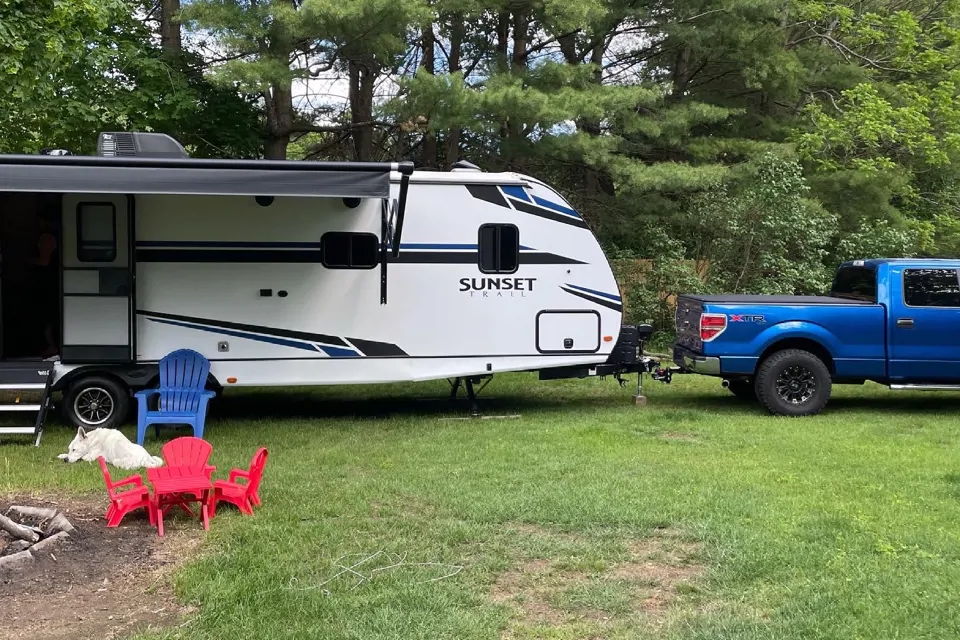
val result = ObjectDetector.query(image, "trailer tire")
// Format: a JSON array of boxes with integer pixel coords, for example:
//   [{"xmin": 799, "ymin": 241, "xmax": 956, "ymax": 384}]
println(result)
[
  {"xmin": 62, "ymin": 376, "xmax": 130, "ymax": 430},
  {"xmin": 755, "ymin": 349, "xmax": 831, "ymax": 417},
  {"xmin": 726, "ymin": 379, "xmax": 756, "ymax": 401}
]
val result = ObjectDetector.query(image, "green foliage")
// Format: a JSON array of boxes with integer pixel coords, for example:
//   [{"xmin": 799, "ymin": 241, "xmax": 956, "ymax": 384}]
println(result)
[{"xmin": 684, "ymin": 153, "xmax": 839, "ymax": 295}]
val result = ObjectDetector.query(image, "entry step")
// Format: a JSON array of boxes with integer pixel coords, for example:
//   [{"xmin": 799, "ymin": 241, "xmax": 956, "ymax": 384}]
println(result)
[
  {"xmin": 0, "ymin": 404, "xmax": 43, "ymax": 412},
  {"xmin": 0, "ymin": 426, "xmax": 39, "ymax": 434}
]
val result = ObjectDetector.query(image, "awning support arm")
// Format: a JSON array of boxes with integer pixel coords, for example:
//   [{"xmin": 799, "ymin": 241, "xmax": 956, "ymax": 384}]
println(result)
[
  {"xmin": 380, "ymin": 199, "xmax": 389, "ymax": 304},
  {"xmin": 391, "ymin": 165, "xmax": 413, "ymax": 257}
]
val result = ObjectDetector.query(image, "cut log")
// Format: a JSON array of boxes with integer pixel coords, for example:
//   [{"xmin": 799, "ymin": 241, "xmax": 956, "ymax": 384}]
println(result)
[
  {"xmin": 0, "ymin": 513, "xmax": 39, "ymax": 543},
  {"xmin": 30, "ymin": 531, "xmax": 70, "ymax": 555},
  {"xmin": 5, "ymin": 505, "xmax": 59, "ymax": 522},
  {"xmin": 1, "ymin": 539, "xmax": 31, "ymax": 556},
  {"xmin": 0, "ymin": 550, "xmax": 34, "ymax": 572},
  {"xmin": 45, "ymin": 514, "xmax": 76, "ymax": 534}
]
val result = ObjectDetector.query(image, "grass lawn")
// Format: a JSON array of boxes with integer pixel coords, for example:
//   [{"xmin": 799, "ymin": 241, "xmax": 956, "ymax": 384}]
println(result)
[{"xmin": 3, "ymin": 373, "xmax": 960, "ymax": 639}]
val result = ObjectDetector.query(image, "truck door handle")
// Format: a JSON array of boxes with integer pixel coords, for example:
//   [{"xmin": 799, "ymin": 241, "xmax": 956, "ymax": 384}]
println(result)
[{"xmin": 897, "ymin": 318, "xmax": 914, "ymax": 327}]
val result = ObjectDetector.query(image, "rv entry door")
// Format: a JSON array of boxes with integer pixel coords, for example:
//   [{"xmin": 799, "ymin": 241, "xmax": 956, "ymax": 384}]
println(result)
[{"xmin": 60, "ymin": 195, "xmax": 132, "ymax": 363}]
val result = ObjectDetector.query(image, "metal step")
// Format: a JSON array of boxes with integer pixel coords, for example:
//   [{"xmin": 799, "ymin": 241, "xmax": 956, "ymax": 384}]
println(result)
[
  {"xmin": 0, "ymin": 426, "xmax": 38, "ymax": 434},
  {"xmin": 889, "ymin": 383, "xmax": 960, "ymax": 391},
  {"xmin": 0, "ymin": 404, "xmax": 43, "ymax": 412}
]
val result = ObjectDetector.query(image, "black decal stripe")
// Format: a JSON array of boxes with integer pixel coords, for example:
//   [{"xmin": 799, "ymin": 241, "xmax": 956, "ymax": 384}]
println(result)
[
  {"xmin": 347, "ymin": 337, "xmax": 408, "ymax": 357},
  {"xmin": 138, "ymin": 310, "xmax": 350, "ymax": 347},
  {"xmin": 509, "ymin": 198, "xmax": 590, "ymax": 229},
  {"xmin": 138, "ymin": 248, "xmax": 586, "ymax": 266},
  {"xmin": 465, "ymin": 184, "xmax": 510, "ymax": 208},
  {"xmin": 561, "ymin": 287, "xmax": 623, "ymax": 312},
  {"xmin": 137, "ymin": 248, "xmax": 323, "ymax": 263}
]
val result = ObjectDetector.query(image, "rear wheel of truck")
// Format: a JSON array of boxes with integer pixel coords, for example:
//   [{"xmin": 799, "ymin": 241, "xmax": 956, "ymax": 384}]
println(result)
[
  {"xmin": 726, "ymin": 379, "xmax": 756, "ymax": 401},
  {"xmin": 755, "ymin": 349, "xmax": 831, "ymax": 416}
]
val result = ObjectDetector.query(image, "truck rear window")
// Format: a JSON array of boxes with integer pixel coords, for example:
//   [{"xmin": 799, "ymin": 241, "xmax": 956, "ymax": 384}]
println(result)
[{"xmin": 830, "ymin": 266, "xmax": 877, "ymax": 302}]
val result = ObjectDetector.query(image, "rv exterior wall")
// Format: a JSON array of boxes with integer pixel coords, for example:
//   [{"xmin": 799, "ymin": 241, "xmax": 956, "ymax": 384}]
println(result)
[{"xmin": 67, "ymin": 174, "xmax": 622, "ymax": 386}]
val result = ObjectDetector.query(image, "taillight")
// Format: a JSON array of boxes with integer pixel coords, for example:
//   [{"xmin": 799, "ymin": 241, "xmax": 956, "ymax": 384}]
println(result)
[{"xmin": 700, "ymin": 313, "xmax": 727, "ymax": 341}]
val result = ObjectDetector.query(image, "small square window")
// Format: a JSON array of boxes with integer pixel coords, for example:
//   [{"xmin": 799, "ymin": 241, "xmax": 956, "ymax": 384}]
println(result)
[
  {"xmin": 321, "ymin": 232, "xmax": 379, "ymax": 269},
  {"xmin": 478, "ymin": 224, "xmax": 519, "ymax": 273},
  {"xmin": 77, "ymin": 202, "xmax": 116, "ymax": 262}
]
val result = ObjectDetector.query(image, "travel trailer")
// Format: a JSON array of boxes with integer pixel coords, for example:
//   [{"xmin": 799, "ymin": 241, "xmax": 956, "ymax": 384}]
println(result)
[{"xmin": 0, "ymin": 132, "xmax": 654, "ymax": 441}]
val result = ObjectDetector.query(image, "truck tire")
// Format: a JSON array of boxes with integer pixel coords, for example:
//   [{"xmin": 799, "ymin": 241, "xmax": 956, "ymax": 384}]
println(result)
[
  {"xmin": 755, "ymin": 349, "xmax": 831, "ymax": 417},
  {"xmin": 62, "ymin": 375, "xmax": 130, "ymax": 430},
  {"xmin": 726, "ymin": 379, "xmax": 756, "ymax": 401}
]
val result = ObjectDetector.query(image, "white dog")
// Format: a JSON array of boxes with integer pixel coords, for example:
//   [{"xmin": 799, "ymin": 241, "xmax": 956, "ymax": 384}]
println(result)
[{"xmin": 57, "ymin": 427, "xmax": 164, "ymax": 470}]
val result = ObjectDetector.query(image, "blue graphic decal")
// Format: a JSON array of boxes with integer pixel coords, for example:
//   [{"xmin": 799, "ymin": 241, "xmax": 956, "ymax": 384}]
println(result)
[
  {"xmin": 531, "ymin": 196, "xmax": 580, "ymax": 218},
  {"xmin": 501, "ymin": 186, "xmax": 530, "ymax": 202},
  {"xmin": 146, "ymin": 317, "xmax": 360, "ymax": 357},
  {"xmin": 564, "ymin": 283, "xmax": 622, "ymax": 302}
]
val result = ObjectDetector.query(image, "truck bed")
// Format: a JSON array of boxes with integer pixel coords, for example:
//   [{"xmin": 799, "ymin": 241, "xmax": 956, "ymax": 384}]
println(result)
[{"xmin": 680, "ymin": 294, "xmax": 875, "ymax": 305}]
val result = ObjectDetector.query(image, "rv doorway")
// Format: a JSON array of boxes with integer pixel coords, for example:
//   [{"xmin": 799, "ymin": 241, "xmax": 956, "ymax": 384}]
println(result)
[{"xmin": 0, "ymin": 192, "xmax": 61, "ymax": 360}]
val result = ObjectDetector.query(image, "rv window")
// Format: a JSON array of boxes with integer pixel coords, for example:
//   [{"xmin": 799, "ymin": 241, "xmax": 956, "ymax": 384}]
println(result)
[
  {"xmin": 478, "ymin": 224, "xmax": 519, "ymax": 273},
  {"xmin": 321, "ymin": 232, "xmax": 378, "ymax": 269},
  {"xmin": 77, "ymin": 202, "xmax": 117, "ymax": 262}
]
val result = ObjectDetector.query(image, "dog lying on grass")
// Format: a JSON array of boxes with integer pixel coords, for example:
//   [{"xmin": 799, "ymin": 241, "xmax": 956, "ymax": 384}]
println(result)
[{"xmin": 57, "ymin": 426, "xmax": 164, "ymax": 470}]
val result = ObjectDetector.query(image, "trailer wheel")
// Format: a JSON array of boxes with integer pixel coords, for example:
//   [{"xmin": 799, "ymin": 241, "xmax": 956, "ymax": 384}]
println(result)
[
  {"xmin": 726, "ymin": 379, "xmax": 756, "ymax": 401},
  {"xmin": 755, "ymin": 349, "xmax": 831, "ymax": 417},
  {"xmin": 62, "ymin": 376, "xmax": 130, "ymax": 430}
]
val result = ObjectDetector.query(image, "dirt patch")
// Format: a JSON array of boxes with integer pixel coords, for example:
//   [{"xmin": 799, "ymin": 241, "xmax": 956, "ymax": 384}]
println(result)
[
  {"xmin": 0, "ymin": 493, "xmax": 203, "ymax": 640},
  {"xmin": 490, "ymin": 528, "xmax": 704, "ymax": 635}
]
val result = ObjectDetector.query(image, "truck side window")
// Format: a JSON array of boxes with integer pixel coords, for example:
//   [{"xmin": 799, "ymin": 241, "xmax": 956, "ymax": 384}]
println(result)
[
  {"xmin": 77, "ymin": 202, "xmax": 117, "ymax": 262},
  {"xmin": 478, "ymin": 224, "xmax": 519, "ymax": 273},
  {"xmin": 904, "ymin": 268, "xmax": 960, "ymax": 307}
]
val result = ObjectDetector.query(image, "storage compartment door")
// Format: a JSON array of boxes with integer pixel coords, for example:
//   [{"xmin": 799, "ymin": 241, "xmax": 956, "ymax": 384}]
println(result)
[{"xmin": 536, "ymin": 310, "xmax": 601, "ymax": 354}]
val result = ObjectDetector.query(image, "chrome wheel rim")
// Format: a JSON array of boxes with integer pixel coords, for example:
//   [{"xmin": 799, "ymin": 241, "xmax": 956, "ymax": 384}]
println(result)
[
  {"xmin": 74, "ymin": 387, "xmax": 115, "ymax": 426},
  {"xmin": 775, "ymin": 365, "xmax": 816, "ymax": 405}
]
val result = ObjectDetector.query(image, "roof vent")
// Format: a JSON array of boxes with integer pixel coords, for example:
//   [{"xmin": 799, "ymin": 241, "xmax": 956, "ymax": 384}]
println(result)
[
  {"xmin": 450, "ymin": 160, "xmax": 481, "ymax": 172},
  {"xmin": 97, "ymin": 132, "xmax": 189, "ymax": 158}
]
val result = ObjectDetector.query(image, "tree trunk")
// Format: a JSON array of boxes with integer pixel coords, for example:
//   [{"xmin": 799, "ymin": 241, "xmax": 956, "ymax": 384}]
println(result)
[
  {"xmin": 349, "ymin": 58, "xmax": 375, "ymax": 161},
  {"xmin": 671, "ymin": 46, "xmax": 691, "ymax": 100},
  {"xmin": 420, "ymin": 23, "xmax": 438, "ymax": 168},
  {"xmin": 264, "ymin": 81, "xmax": 293, "ymax": 160},
  {"xmin": 443, "ymin": 16, "xmax": 463, "ymax": 166},
  {"xmin": 160, "ymin": 0, "xmax": 182, "ymax": 55}
]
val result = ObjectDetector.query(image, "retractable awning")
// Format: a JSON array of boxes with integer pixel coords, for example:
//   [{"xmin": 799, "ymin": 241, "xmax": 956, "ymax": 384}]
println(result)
[{"xmin": 0, "ymin": 154, "xmax": 413, "ymax": 199}]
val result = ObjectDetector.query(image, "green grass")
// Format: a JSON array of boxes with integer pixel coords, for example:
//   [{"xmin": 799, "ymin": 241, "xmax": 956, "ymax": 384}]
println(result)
[{"xmin": 4, "ymin": 374, "xmax": 960, "ymax": 639}]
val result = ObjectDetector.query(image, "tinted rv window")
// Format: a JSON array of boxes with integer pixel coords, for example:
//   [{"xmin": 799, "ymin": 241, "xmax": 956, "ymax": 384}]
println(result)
[
  {"xmin": 321, "ymin": 232, "xmax": 378, "ymax": 269},
  {"xmin": 830, "ymin": 266, "xmax": 877, "ymax": 302},
  {"xmin": 478, "ymin": 224, "xmax": 519, "ymax": 273},
  {"xmin": 904, "ymin": 268, "xmax": 960, "ymax": 307},
  {"xmin": 77, "ymin": 202, "xmax": 117, "ymax": 262}
]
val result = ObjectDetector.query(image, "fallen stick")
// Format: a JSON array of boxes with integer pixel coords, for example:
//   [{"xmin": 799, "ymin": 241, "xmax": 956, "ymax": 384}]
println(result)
[{"xmin": 0, "ymin": 513, "xmax": 39, "ymax": 543}]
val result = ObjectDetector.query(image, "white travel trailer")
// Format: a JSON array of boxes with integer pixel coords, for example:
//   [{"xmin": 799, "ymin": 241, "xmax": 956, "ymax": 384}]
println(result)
[{"xmin": 0, "ymin": 132, "xmax": 653, "ymax": 442}]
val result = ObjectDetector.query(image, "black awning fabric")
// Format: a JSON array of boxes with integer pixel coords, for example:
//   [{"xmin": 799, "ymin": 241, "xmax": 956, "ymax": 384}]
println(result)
[{"xmin": 0, "ymin": 156, "xmax": 402, "ymax": 199}]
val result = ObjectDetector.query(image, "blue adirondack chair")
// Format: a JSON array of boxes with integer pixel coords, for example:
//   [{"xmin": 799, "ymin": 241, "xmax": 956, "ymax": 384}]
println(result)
[{"xmin": 135, "ymin": 349, "xmax": 216, "ymax": 445}]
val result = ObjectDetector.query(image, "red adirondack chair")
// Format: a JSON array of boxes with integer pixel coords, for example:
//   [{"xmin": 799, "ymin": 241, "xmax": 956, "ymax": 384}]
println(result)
[
  {"xmin": 209, "ymin": 447, "xmax": 268, "ymax": 517},
  {"xmin": 98, "ymin": 456, "xmax": 154, "ymax": 527},
  {"xmin": 161, "ymin": 436, "xmax": 215, "ymax": 477}
]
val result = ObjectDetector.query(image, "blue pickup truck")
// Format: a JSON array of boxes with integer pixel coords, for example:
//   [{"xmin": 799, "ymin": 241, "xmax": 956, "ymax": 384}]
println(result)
[{"xmin": 670, "ymin": 258, "xmax": 960, "ymax": 416}]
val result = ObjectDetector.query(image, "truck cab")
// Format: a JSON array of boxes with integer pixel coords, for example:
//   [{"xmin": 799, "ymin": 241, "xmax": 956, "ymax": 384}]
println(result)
[{"xmin": 671, "ymin": 258, "xmax": 960, "ymax": 415}]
